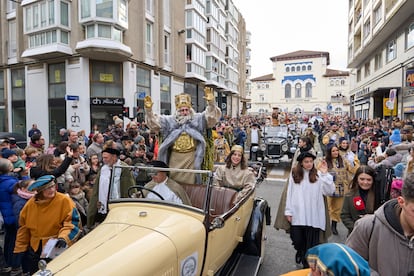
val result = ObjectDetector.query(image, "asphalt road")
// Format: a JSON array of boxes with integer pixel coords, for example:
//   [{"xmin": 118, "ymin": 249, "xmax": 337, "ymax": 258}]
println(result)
[{"xmin": 256, "ymin": 168, "xmax": 349, "ymax": 276}]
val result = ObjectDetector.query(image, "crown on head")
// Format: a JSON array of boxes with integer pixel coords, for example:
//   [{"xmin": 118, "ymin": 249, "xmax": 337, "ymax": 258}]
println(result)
[{"xmin": 175, "ymin": 93, "xmax": 192, "ymax": 109}]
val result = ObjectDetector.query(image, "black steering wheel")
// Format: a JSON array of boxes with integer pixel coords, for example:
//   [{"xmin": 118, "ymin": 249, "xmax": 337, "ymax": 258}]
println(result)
[{"xmin": 127, "ymin": 185, "xmax": 165, "ymax": 200}]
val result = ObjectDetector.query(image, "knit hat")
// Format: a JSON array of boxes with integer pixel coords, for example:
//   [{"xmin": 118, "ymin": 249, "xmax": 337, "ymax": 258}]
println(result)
[
  {"xmin": 371, "ymin": 141, "xmax": 378, "ymax": 148},
  {"xmin": 306, "ymin": 243, "xmax": 371, "ymax": 276},
  {"xmin": 393, "ymin": 163, "xmax": 405, "ymax": 178},
  {"xmin": 231, "ymin": 145, "xmax": 244, "ymax": 153},
  {"xmin": 28, "ymin": 175, "xmax": 56, "ymax": 192},
  {"xmin": 1, "ymin": 149, "xmax": 16, "ymax": 159},
  {"xmin": 113, "ymin": 115, "xmax": 123, "ymax": 126}
]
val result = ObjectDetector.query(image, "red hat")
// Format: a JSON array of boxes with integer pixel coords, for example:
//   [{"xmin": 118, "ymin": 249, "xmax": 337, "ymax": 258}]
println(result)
[{"xmin": 371, "ymin": 141, "xmax": 378, "ymax": 148}]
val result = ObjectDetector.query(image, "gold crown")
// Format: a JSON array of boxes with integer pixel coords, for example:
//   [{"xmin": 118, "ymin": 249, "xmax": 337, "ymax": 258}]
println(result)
[
  {"xmin": 231, "ymin": 145, "xmax": 244, "ymax": 153},
  {"xmin": 175, "ymin": 93, "xmax": 192, "ymax": 108}
]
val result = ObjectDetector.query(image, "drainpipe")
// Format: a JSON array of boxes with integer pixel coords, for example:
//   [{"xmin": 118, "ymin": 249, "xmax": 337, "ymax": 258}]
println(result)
[{"xmin": 401, "ymin": 63, "xmax": 405, "ymax": 119}]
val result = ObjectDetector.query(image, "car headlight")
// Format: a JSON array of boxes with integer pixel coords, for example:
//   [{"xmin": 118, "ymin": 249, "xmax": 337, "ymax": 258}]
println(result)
[
  {"xmin": 260, "ymin": 144, "xmax": 266, "ymax": 151},
  {"xmin": 282, "ymin": 144, "xmax": 288, "ymax": 152}
]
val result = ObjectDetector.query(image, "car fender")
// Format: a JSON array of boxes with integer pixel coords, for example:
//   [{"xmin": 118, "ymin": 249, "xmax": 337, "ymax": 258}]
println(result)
[{"xmin": 238, "ymin": 197, "xmax": 268, "ymax": 256}]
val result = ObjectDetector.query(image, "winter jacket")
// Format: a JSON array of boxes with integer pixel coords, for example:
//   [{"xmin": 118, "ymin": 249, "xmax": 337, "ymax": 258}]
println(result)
[
  {"xmin": 389, "ymin": 129, "xmax": 401, "ymax": 145},
  {"xmin": 367, "ymin": 153, "xmax": 403, "ymax": 169},
  {"xmin": 0, "ymin": 174, "xmax": 18, "ymax": 225},
  {"xmin": 346, "ymin": 199, "xmax": 414, "ymax": 275}
]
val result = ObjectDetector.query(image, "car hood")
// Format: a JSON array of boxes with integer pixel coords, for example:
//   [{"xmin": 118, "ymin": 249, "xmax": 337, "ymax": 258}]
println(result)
[
  {"xmin": 44, "ymin": 203, "xmax": 206, "ymax": 275},
  {"xmin": 266, "ymin": 137, "xmax": 286, "ymax": 143}
]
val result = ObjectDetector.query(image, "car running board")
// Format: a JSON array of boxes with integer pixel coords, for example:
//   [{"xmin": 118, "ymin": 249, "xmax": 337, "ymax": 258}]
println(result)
[{"xmin": 229, "ymin": 254, "xmax": 261, "ymax": 276}]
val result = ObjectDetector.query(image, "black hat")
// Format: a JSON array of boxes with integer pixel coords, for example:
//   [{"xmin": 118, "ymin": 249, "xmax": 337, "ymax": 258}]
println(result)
[
  {"xmin": 102, "ymin": 148, "xmax": 121, "ymax": 156},
  {"xmin": 149, "ymin": 160, "xmax": 169, "ymax": 169},
  {"xmin": 296, "ymin": 152, "xmax": 316, "ymax": 162}
]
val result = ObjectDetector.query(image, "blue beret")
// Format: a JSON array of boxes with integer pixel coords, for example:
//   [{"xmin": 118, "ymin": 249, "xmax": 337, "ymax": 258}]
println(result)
[
  {"xmin": 306, "ymin": 243, "xmax": 371, "ymax": 276},
  {"xmin": 28, "ymin": 175, "xmax": 56, "ymax": 191}
]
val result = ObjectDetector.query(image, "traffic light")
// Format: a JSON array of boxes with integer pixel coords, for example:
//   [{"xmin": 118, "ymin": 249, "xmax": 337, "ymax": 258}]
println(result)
[{"xmin": 122, "ymin": 106, "xmax": 130, "ymax": 118}]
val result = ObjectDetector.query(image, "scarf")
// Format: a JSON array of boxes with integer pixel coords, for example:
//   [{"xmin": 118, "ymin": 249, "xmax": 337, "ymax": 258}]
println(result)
[
  {"xmin": 299, "ymin": 143, "xmax": 312, "ymax": 153},
  {"xmin": 17, "ymin": 188, "xmax": 35, "ymax": 200}
]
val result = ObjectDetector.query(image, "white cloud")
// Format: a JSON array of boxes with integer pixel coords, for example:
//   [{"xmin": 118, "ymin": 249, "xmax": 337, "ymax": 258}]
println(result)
[{"xmin": 233, "ymin": 0, "xmax": 349, "ymax": 78}]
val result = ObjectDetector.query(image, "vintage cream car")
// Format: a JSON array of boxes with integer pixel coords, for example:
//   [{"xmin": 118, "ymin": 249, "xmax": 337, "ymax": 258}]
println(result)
[{"xmin": 36, "ymin": 165, "xmax": 269, "ymax": 276}]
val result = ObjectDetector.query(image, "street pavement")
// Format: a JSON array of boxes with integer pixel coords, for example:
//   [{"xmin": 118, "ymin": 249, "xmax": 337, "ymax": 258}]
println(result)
[{"xmin": 257, "ymin": 135, "xmax": 348, "ymax": 275}]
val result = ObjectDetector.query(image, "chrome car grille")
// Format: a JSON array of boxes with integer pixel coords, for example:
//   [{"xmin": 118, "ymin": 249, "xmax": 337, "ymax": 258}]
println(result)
[{"xmin": 267, "ymin": 144, "xmax": 281, "ymax": 155}]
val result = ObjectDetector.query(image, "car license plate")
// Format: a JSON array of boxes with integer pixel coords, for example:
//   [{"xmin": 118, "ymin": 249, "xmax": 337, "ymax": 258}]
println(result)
[{"xmin": 268, "ymin": 159, "xmax": 280, "ymax": 164}]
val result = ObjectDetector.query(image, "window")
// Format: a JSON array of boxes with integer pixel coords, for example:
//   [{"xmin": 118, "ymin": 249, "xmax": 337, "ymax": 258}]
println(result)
[
  {"xmin": 406, "ymin": 22, "xmax": 414, "ymax": 49},
  {"xmin": 136, "ymin": 67, "xmax": 151, "ymax": 122},
  {"xmin": 8, "ymin": 20, "xmax": 17, "ymax": 58},
  {"xmin": 363, "ymin": 18, "xmax": 371, "ymax": 39},
  {"xmin": 295, "ymin": 83, "xmax": 301, "ymax": 98},
  {"xmin": 90, "ymin": 60, "xmax": 122, "ymax": 97},
  {"xmin": 163, "ymin": 0, "xmax": 171, "ymax": 27},
  {"xmin": 259, "ymin": 94, "xmax": 264, "ymax": 102},
  {"xmin": 146, "ymin": 0, "xmax": 154, "ymax": 16},
  {"xmin": 160, "ymin": 75, "xmax": 171, "ymax": 115},
  {"xmin": 11, "ymin": 68, "xmax": 26, "ymax": 135},
  {"xmin": 341, "ymin": 79, "xmax": 345, "ymax": 85},
  {"xmin": 334, "ymin": 107, "xmax": 343, "ymax": 116},
  {"xmin": 386, "ymin": 40, "xmax": 396, "ymax": 62},
  {"xmin": 296, "ymin": 65, "xmax": 300, "ymax": 72},
  {"xmin": 60, "ymin": 1, "xmax": 69, "ymax": 26},
  {"xmin": 48, "ymin": 63, "xmax": 66, "ymax": 98},
  {"xmin": 7, "ymin": 0, "xmax": 17, "ymax": 13},
  {"xmin": 96, "ymin": 0, "xmax": 113, "ymax": 18},
  {"xmin": 302, "ymin": 65, "xmax": 306, "ymax": 71},
  {"xmin": 314, "ymin": 107, "xmax": 322, "ymax": 115},
  {"xmin": 357, "ymin": 69, "xmax": 361, "ymax": 82},
  {"xmin": 164, "ymin": 33, "xmax": 170, "ymax": 66},
  {"xmin": 146, "ymin": 21, "xmax": 153, "ymax": 59},
  {"xmin": 307, "ymin": 65, "xmax": 312, "ymax": 70},
  {"xmin": 305, "ymin": 83, "xmax": 312, "ymax": 98},
  {"xmin": 291, "ymin": 66, "xmax": 295, "ymax": 72},
  {"xmin": 330, "ymin": 80, "xmax": 334, "ymax": 86},
  {"xmin": 294, "ymin": 107, "xmax": 302, "ymax": 115},
  {"xmin": 285, "ymin": 84, "xmax": 291, "ymax": 98},
  {"xmin": 0, "ymin": 71, "xmax": 4, "ymax": 106},
  {"xmin": 286, "ymin": 67, "xmax": 290, "ymax": 73},
  {"xmin": 373, "ymin": 3, "xmax": 382, "ymax": 26},
  {"xmin": 374, "ymin": 52, "xmax": 383, "ymax": 70}
]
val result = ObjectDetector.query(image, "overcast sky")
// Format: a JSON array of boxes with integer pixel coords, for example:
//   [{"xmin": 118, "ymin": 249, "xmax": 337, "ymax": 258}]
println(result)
[{"xmin": 233, "ymin": 0, "xmax": 349, "ymax": 78}]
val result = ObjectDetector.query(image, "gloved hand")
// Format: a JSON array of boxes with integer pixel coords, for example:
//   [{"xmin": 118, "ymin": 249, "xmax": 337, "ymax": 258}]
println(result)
[
  {"xmin": 55, "ymin": 238, "xmax": 67, "ymax": 248},
  {"xmin": 203, "ymin": 87, "xmax": 215, "ymax": 103},
  {"xmin": 144, "ymin": 96, "xmax": 153, "ymax": 109}
]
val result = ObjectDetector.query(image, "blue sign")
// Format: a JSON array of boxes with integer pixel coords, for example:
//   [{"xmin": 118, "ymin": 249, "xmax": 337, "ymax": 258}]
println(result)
[
  {"xmin": 65, "ymin": 95, "xmax": 79, "ymax": 101},
  {"xmin": 138, "ymin": 92, "xmax": 146, "ymax": 99}
]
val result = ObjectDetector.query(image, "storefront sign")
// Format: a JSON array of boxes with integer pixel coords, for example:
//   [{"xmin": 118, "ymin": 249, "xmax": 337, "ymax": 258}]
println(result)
[
  {"xmin": 90, "ymin": 97, "xmax": 125, "ymax": 106},
  {"xmin": 355, "ymin": 87, "xmax": 370, "ymax": 99},
  {"xmin": 406, "ymin": 69, "xmax": 414, "ymax": 87},
  {"xmin": 403, "ymin": 106, "xmax": 414, "ymax": 113},
  {"xmin": 99, "ymin": 73, "xmax": 114, "ymax": 82}
]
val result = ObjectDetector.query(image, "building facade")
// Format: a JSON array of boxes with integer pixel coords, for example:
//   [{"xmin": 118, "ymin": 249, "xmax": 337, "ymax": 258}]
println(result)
[
  {"xmin": 347, "ymin": 0, "xmax": 414, "ymax": 120},
  {"xmin": 0, "ymin": 0, "xmax": 249, "ymax": 144},
  {"xmin": 249, "ymin": 50, "xmax": 350, "ymax": 117}
]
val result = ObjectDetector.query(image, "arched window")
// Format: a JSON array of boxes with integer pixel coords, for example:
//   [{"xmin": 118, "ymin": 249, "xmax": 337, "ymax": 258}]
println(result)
[
  {"xmin": 291, "ymin": 66, "xmax": 295, "ymax": 72},
  {"xmin": 286, "ymin": 67, "xmax": 290, "ymax": 72},
  {"xmin": 307, "ymin": 65, "xmax": 312, "ymax": 70},
  {"xmin": 314, "ymin": 107, "xmax": 322, "ymax": 115},
  {"xmin": 296, "ymin": 65, "xmax": 301, "ymax": 71},
  {"xmin": 330, "ymin": 80, "xmax": 334, "ymax": 86},
  {"xmin": 294, "ymin": 107, "xmax": 302, "ymax": 115},
  {"xmin": 295, "ymin": 83, "xmax": 301, "ymax": 98},
  {"xmin": 285, "ymin": 84, "xmax": 291, "ymax": 98},
  {"xmin": 302, "ymin": 65, "xmax": 306, "ymax": 71},
  {"xmin": 334, "ymin": 107, "xmax": 343, "ymax": 115},
  {"xmin": 305, "ymin": 82, "xmax": 312, "ymax": 97},
  {"xmin": 341, "ymin": 79, "xmax": 345, "ymax": 85}
]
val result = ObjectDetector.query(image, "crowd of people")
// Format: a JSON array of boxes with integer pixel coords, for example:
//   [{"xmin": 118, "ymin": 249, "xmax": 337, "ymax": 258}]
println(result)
[{"xmin": 0, "ymin": 107, "xmax": 413, "ymax": 274}]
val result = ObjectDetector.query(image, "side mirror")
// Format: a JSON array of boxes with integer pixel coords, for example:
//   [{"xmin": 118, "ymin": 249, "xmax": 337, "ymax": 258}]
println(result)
[{"xmin": 210, "ymin": 217, "xmax": 225, "ymax": 229}]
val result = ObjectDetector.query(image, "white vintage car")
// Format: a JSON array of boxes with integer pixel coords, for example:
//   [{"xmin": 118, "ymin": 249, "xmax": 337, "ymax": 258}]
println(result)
[{"xmin": 35, "ymin": 165, "xmax": 269, "ymax": 276}]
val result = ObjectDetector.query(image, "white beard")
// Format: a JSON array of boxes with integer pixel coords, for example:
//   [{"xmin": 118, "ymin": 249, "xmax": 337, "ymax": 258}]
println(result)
[{"xmin": 175, "ymin": 111, "xmax": 194, "ymax": 125}]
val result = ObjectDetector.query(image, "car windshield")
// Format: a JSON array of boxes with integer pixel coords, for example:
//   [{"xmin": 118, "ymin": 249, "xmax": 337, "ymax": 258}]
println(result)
[
  {"xmin": 107, "ymin": 164, "xmax": 214, "ymax": 208},
  {"xmin": 264, "ymin": 126, "xmax": 288, "ymax": 138}
]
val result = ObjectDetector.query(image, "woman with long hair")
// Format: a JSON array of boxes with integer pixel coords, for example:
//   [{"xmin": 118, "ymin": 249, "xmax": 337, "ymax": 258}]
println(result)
[
  {"xmin": 322, "ymin": 143, "xmax": 359, "ymax": 235},
  {"xmin": 285, "ymin": 152, "xmax": 334, "ymax": 268},
  {"xmin": 213, "ymin": 145, "xmax": 255, "ymax": 204},
  {"xmin": 340, "ymin": 165, "xmax": 377, "ymax": 235}
]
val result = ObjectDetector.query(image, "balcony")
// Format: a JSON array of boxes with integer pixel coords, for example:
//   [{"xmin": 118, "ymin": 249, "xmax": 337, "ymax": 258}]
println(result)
[{"xmin": 331, "ymin": 95, "xmax": 349, "ymax": 104}]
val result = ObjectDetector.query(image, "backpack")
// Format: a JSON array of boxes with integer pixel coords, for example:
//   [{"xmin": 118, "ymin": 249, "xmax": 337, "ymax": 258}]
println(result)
[{"xmin": 374, "ymin": 165, "xmax": 394, "ymax": 208}]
